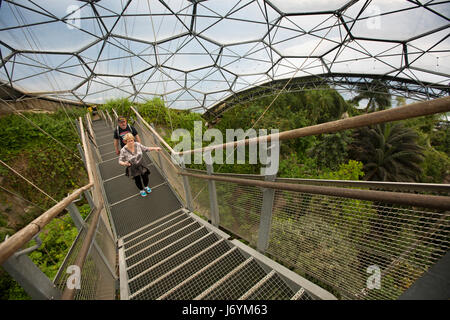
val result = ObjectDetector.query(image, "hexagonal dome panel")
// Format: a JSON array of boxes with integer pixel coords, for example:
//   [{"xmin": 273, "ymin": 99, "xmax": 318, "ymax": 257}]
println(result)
[{"xmin": 0, "ymin": 0, "xmax": 448, "ymax": 112}]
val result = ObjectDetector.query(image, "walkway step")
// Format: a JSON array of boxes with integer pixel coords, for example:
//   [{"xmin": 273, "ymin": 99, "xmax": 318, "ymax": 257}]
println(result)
[
  {"xmin": 128, "ymin": 232, "xmax": 220, "ymax": 296},
  {"xmin": 131, "ymin": 239, "xmax": 231, "ymax": 300},
  {"xmin": 125, "ymin": 216, "xmax": 195, "ymax": 256},
  {"xmin": 195, "ymin": 257, "xmax": 267, "ymax": 300},
  {"xmin": 90, "ymin": 118, "xmax": 335, "ymax": 301},
  {"xmin": 127, "ymin": 228, "xmax": 211, "ymax": 280},
  {"xmin": 125, "ymin": 221, "xmax": 202, "ymax": 267},
  {"xmin": 159, "ymin": 247, "xmax": 245, "ymax": 300},
  {"xmin": 124, "ymin": 211, "xmax": 187, "ymax": 248},
  {"xmin": 122, "ymin": 209, "xmax": 185, "ymax": 243},
  {"xmin": 109, "ymin": 184, "xmax": 183, "ymax": 238},
  {"xmin": 240, "ymin": 271, "xmax": 296, "ymax": 300}
]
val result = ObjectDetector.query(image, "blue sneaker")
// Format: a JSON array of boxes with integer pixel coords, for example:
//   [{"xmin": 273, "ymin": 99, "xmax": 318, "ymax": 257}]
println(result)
[
  {"xmin": 140, "ymin": 190, "xmax": 147, "ymax": 197},
  {"xmin": 145, "ymin": 186, "xmax": 152, "ymax": 194}
]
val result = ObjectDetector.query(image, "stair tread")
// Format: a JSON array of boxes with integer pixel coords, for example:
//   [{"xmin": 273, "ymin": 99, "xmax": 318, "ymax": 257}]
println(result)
[
  {"xmin": 127, "ymin": 228, "xmax": 210, "ymax": 280},
  {"xmin": 245, "ymin": 272, "xmax": 296, "ymax": 300},
  {"xmin": 201, "ymin": 258, "xmax": 267, "ymax": 300},
  {"xmin": 127, "ymin": 232, "xmax": 219, "ymax": 294},
  {"xmin": 162, "ymin": 248, "xmax": 246, "ymax": 300},
  {"xmin": 122, "ymin": 209, "xmax": 184, "ymax": 243},
  {"xmin": 124, "ymin": 213, "xmax": 188, "ymax": 249},
  {"xmin": 131, "ymin": 240, "xmax": 231, "ymax": 299},
  {"xmin": 125, "ymin": 217, "xmax": 194, "ymax": 256},
  {"xmin": 125, "ymin": 221, "xmax": 201, "ymax": 266}
]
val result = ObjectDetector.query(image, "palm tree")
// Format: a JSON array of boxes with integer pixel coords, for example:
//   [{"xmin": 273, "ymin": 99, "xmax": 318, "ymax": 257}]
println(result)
[
  {"xmin": 351, "ymin": 79, "xmax": 392, "ymax": 113},
  {"xmin": 350, "ymin": 123, "xmax": 424, "ymax": 181}
]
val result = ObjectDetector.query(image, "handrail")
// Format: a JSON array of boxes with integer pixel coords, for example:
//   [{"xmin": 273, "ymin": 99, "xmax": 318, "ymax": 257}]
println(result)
[
  {"xmin": 180, "ymin": 171, "xmax": 450, "ymax": 211},
  {"xmin": 130, "ymin": 105, "xmax": 176, "ymax": 155},
  {"xmin": 0, "ymin": 117, "xmax": 95, "ymax": 266},
  {"xmin": 178, "ymin": 96, "xmax": 450, "ymax": 155},
  {"xmin": 184, "ymin": 167, "xmax": 450, "ymax": 193},
  {"xmin": 106, "ymin": 110, "xmax": 113, "ymax": 127},
  {"xmin": 86, "ymin": 113, "xmax": 96, "ymax": 142},
  {"xmin": 129, "ymin": 96, "xmax": 450, "ymax": 166},
  {"xmin": 274, "ymin": 178, "xmax": 450, "ymax": 193}
]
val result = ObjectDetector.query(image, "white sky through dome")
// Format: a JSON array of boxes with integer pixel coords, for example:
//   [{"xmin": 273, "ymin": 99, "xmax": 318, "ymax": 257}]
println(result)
[{"xmin": 0, "ymin": 0, "xmax": 449, "ymax": 112}]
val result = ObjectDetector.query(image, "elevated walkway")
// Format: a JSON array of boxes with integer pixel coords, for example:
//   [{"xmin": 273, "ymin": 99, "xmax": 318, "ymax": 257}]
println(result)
[
  {"xmin": 91, "ymin": 119, "xmax": 334, "ymax": 300},
  {"xmin": 1, "ymin": 99, "xmax": 449, "ymax": 300}
]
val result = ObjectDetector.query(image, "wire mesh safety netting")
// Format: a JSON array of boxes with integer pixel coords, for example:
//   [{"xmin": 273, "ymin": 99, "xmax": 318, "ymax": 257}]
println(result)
[
  {"xmin": 53, "ymin": 214, "xmax": 117, "ymax": 300},
  {"xmin": 214, "ymin": 181, "xmax": 264, "ymax": 247},
  {"xmin": 176, "ymin": 168, "xmax": 450, "ymax": 300},
  {"xmin": 265, "ymin": 189, "xmax": 450, "ymax": 300}
]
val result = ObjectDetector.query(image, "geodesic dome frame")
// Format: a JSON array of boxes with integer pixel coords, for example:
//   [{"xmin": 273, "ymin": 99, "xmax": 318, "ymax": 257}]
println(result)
[{"xmin": 0, "ymin": 0, "xmax": 449, "ymax": 113}]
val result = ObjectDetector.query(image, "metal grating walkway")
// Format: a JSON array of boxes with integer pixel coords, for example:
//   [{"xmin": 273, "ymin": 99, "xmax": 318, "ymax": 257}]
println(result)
[{"xmin": 91, "ymin": 119, "xmax": 336, "ymax": 300}]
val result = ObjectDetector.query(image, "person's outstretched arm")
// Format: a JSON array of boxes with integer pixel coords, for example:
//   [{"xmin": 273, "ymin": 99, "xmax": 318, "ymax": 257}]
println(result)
[{"xmin": 138, "ymin": 143, "xmax": 161, "ymax": 152}]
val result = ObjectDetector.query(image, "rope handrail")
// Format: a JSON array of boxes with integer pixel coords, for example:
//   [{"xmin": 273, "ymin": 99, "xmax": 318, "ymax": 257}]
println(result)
[
  {"xmin": 0, "ymin": 117, "xmax": 95, "ymax": 266},
  {"xmin": 129, "ymin": 97, "xmax": 450, "ymax": 159},
  {"xmin": 177, "ymin": 96, "xmax": 450, "ymax": 156},
  {"xmin": 180, "ymin": 171, "xmax": 450, "ymax": 211},
  {"xmin": 130, "ymin": 105, "xmax": 177, "ymax": 155},
  {"xmin": 183, "ymin": 167, "xmax": 450, "ymax": 193}
]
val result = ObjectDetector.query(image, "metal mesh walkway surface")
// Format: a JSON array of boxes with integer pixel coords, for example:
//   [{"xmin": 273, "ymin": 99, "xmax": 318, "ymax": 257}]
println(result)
[{"xmin": 91, "ymin": 119, "xmax": 336, "ymax": 300}]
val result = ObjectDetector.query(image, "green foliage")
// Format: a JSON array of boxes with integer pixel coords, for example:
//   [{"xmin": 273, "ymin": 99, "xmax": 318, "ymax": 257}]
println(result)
[
  {"xmin": 78, "ymin": 203, "xmax": 91, "ymax": 219},
  {"xmin": 102, "ymin": 97, "xmax": 132, "ymax": 118},
  {"xmin": 0, "ymin": 109, "xmax": 88, "ymax": 209},
  {"xmin": 0, "ymin": 270, "xmax": 31, "ymax": 300},
  {"xmin": 0, "ymin": 107, "xmax": 87, "ymax": 300},
  {"xmin": 318, "ymin": 160, "xmax": 365, "ymax": 180},
  {"xmin": 279, "ymin": 152, "xmax": 364, "ymax": 181},
  {"xmin": 0, "ymin": 213, "xmax": 79, "ymax": 300},
  {"xmin": 350, "ymin": 80, "xmax": 392, "ymax": 112},
  {"xmin": 349, "ymin": 123, "xmax": 424, "ymax": 181},
  {"xmin": 29, "ymin": 214, "xmax": 78, "ymax": 280},
  {"xmin": 307, "ymin": 131, "xmax": 353, "ymax": 170},
  {"xmin": 402, "ymin": 114, "xmax": 450, "ymax": 182},
  {"xmin": 420, "ymin": 148, "xmax": 450, "ymax": 183}
]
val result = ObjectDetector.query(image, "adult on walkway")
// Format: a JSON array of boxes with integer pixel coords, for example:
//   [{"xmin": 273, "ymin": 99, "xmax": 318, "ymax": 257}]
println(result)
[
  {"xmin": 118, "ymin": 133, "xmax": 161, "ymax": 197},
  {"xmin": 114, "ymin": 116, "xmax": 141, "ymax": 155}
]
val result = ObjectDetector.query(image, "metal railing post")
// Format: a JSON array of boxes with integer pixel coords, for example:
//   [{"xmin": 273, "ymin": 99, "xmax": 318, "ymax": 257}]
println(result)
[
  {"xmin": 205, "ymin": 152, "xmax": 220, "ymax": 227},
  {"xmin": 83, "ymin": 190, "xmax": 95, "ymax": 211},
  {"xmin": 257, "ymin": 141, "xmax": 277, "ymax": 253},
  {"xmin": 2, "ymin": 235, "xmax": 61, "ymax": 300},
  {"xmin": 66, "ymin": 202, "xmax": 86, "ymax": 231},
  {"xmin": 77, "ymin": 143, "xmax": 100, "ymax": 197},
  {"xmin": 180, "ymin": 160, "xmax": 193, "ymax": 211},
  {"xmin": 256, "ymin": 175, "xmax": 276, "ymax": 253},
  {"xmin": 77, "ymin": 143, "xmax": 86, "ymax": 163}
]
